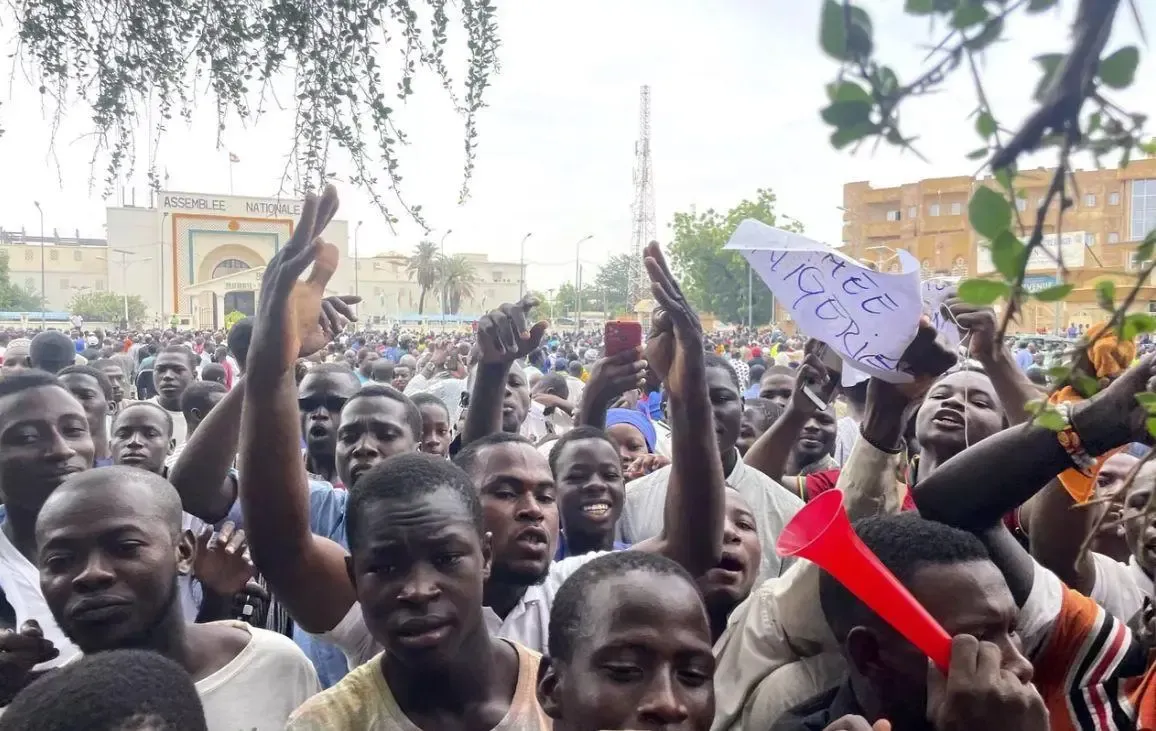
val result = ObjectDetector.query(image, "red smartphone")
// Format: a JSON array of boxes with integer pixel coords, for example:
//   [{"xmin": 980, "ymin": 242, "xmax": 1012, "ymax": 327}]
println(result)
[{"xmin": 605, "ymin": 320, "xmax": 643, "ymax": 357}]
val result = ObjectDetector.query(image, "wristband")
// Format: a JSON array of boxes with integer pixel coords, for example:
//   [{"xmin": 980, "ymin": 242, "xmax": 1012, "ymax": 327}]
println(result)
[
  {"xmin": 858, "ymin": 422, "xmax": 902, "ymax": 455},
  {"xmin": 1055, "ymin": 401, "xmax": 1097, "ymax": 476}
]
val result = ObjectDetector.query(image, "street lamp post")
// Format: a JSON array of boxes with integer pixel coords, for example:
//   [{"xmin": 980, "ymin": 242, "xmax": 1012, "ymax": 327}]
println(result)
[
  {"xmin": 518, "ymin": 232, "xmax": 533, "ymax": 299},
  {"xmin": 574, "ymin": 234, "xmax": 592, "ymax": 332},
  {"xmin": 33, "ymin": 201, "xmax": 44, "ymax": 325},
  {"xmin": 112, "ymin": 249, "xmax": 152, "ymax": 326},
  {"xmin": 439, "ymin": 229, "xmax": 453, "ymax": 325}
]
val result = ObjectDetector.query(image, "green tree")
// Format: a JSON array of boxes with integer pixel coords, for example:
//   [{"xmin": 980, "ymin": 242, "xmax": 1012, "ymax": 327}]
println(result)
[
  {"xmin": 68, "ymin": 291, "xmax": 148, "ymax": 325},
  {"xmin": 405, "ymin": 241, "xmax": 440, "ymax": 315},
  {"xmin": 591, "ymin": 253, "xmax": 633, "ymax": 316},
  {"xmin": 5, "ymin": 1, "xmax": 499, "ymax": 221},
  {"xmin": 667, "ymin": 188, "xmax": 802, "ymax": 325},
  {"xmin": 0, "ymin": 251, "xmax": 43, "ymax": 311},
  {"xmin": 440, "ymin": 254, "xmax": 479, "ymax": 314},
  {"xmin": 554, "ymin": 282, "xmax": 578, "ymax": 319}
]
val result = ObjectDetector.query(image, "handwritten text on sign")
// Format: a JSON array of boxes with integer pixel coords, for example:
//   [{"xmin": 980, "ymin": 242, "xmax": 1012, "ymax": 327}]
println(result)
[
  {"xmin": 725, "ymin": 220, "xmax": 923, "ymax": 383},
  {"xmin": 922, "ymin": 277, "xmax": 961, "ymax": 348}
]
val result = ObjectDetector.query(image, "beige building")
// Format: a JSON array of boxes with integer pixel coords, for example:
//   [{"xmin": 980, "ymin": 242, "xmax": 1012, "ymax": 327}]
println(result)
[
  {"xmin": 4, "ymin": 190, "xmax": 523, "ymax": 329},
  {"xmin": 841, "ymin": 159, "xmax": 1156, "ymax": 333}
]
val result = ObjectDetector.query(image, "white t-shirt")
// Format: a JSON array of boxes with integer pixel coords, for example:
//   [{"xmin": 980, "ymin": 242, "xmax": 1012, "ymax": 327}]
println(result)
[
  {"xmin": 323, "ymin": 552, "xmax": 606, "ymax": 669},
  {"xmin": 1090, "ymin": 551, "xmax": 1152, "ymax": 623},
  {"xmin": 148, "ymin": 395, "xmax": 189, "ymax": 446},
  {"xmin": 195, "ymin": 621, "xmax": 322, "ymax": 730},
  {"xmin": 0, "ymin": 527, "xmax": 79, "ymax": 669}
]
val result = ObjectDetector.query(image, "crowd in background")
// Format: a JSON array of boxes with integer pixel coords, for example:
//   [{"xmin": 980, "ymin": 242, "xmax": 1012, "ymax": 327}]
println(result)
[{"xmin": 2, "ymin": 188, "xmax": 1156, "ymax": 730}]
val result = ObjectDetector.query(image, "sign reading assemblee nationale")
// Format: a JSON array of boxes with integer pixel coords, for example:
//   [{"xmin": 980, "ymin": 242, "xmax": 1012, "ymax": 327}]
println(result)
[
  {"xmin": 725, "ymin": 220, "xmax": 961, "ymax": 385},
  {"xmin": 160, "ymin": 194, "xmax": 304, "ymax": 218}
]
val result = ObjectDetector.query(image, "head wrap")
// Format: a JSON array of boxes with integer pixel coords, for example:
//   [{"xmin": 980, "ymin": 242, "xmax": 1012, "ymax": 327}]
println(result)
[{"xmin": 606, "ymin": 408, "xmax": 656, "ymax": 453}]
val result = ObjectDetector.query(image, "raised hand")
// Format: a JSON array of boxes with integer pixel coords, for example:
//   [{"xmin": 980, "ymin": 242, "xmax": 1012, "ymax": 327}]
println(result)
[
  {"xmin": 249, "ymin": 185, "xmax": 359, "ymax": 377},
  {"xmin": 625, "ymin": 453, "xmax": 670, "ymax": 481},
  {"xmin": 897, "ymin": 315, "xmax": 960, "ymax": 400},
  {"xmin": 476, "ymin": 296, "xmax": 548, "ymax": 365},
  {"xmin": 642, "ymin": 241, "xmax": 703, "ymax": 397},
  {"xmin": 0, "ymin": 620, "xmax": 58, "ymax": 704},
  {"xmin": 926, "ymin": 635, "xmax": 1047, "ymax": 731},
  {"xmin": 193, "ymin": 522, "xmax": 256, "ymax": 597},
  {"xmin": 788, "ymin": 341, "xmax": 834, "ymax": 415},
  {"xmin": 943, "ymin": 296, "xmax": 998, "ymax": 362},
  {"xmin": 585, "ymin": 349, "xmax": 648, "ymax": 407}
]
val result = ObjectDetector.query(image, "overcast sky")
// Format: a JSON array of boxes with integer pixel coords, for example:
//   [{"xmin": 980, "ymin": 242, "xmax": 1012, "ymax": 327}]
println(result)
[{"xmin": 1, "ymin": 1, "xmax": 1152, "ymax": 290}]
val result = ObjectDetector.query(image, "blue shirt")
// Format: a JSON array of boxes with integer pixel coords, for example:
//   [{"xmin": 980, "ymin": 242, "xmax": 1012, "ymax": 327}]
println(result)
[
  {"xmin": 1015, "ymin": 348, "xmax": 1034, "ymax": 371},
  {"xmin": 298, "ymin": 481, "xmax": 353, "ymax": 687}
]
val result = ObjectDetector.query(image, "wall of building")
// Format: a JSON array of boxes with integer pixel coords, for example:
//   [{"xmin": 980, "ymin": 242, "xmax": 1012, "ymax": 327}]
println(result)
[
  {"xmin": 842, "ymin": 159, "xmax": 1156, "ymax": 333},
  {"xmin": 351, "ymin": 251, "xmax": 522, "ymax": 321},
  {"xmin": 1, "ymin": 232, "xmax": 110, "ymax": 311}
]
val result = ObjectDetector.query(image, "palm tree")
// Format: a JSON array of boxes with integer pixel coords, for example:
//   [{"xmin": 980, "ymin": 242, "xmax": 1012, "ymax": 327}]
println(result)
[
  {"xmin": 405, "ymin": 241, "xmax": 439, "ymax": 314},
  {"xmin": 440, "ymin": 254, "xmax": 479, "ymax": 314}
]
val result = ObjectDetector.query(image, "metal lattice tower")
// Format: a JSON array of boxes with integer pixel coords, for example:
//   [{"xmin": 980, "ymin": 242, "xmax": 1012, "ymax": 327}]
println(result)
[{"xmin": 628, "ymin": 85, "xmax": 655, "ymax": 309}]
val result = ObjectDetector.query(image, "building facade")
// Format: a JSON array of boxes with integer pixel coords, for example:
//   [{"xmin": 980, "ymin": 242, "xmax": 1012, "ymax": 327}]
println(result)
[
  {"xmin": 4, "ymin": 190, "xmax": 522, "ymax": 329},
  {"xmin": 841, "ymin": 159, "xmax": 1156, "ymax": 333}
]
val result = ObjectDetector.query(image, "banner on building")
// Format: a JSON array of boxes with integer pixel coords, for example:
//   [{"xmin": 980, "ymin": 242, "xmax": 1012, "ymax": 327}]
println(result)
[{"xmin": 976, "ymin": 231, "xmax": 1087, "ymax": 274}]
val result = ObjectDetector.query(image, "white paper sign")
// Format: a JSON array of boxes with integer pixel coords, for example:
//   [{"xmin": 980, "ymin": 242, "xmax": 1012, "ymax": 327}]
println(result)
[
  {"xmin": 922, "ymin": 277, "xmax": 961, "ymax": 349},
  {"xmin": 725, "ymin": 220, "xmax": 923, "ymax": 383}
]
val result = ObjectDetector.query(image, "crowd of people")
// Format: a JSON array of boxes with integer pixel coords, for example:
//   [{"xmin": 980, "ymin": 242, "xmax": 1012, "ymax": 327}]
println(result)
[{"xmin": 1, "ymin": 186, "xmax": 1156, "ymax": 730}]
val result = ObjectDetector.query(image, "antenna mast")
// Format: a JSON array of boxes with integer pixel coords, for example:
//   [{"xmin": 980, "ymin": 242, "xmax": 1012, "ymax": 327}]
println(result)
[{"xmin": 629, "ymin": 85, "xmax": 655, "ymax": 310}]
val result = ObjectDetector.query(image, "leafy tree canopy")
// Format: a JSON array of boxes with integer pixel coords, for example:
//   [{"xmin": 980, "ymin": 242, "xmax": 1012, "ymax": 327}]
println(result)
[
  {"xmin": 667, "ymin": 188, "xmax": 802, "ymax": 326},
  {"xmin": 68, "ymin": 291, "xmax": 148, "ymax": 325},
  {"xmin": 5, "ymin": 0, "xmax": 499, "ymax": 224},
  {"xmin": 0, "ymin": 251, "xmax": 43, "ymax": 311}
]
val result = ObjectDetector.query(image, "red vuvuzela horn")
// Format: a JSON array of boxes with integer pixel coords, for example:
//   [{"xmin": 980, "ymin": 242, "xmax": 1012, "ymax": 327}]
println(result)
[{"xmin": 777, "ymin": 489, "xmax": 952, "ymax": 671}]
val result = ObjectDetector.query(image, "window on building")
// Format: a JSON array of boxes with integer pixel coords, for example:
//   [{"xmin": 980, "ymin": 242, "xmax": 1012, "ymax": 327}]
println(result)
[
  {"xmin": 1129, "ymin": 252, "xmax": 1142, "ymax": 272},
  {"xmin": 908, "ymin": 206, "xmax": 917, "ymax": 218},
  {"xmin": 49, "ymin": 249, "xmax": 58, "ymax": 261},
  {"xmin": 373, "ymin": 261, "xmax": 383, "ymax": 270},
  {"xmin": 60, "ymin": 278, "xmax": 69, "ymax": 290},
  {"xmin": 1016, "ymin": 198, "xmax": 1027, "ymax": 212},
  {"xmin": 928, "ymin": 203, "xmax": 940, "ymax": 217},
  {"xmin": 951, "ymin": 256, "xmax": 967, "ymax": 276},
  {"xmin": 373, "ymin": 286, "xmax": 382, "ymax": 296},
  {"xmin": 24, "ymin": 250, "xmax": 33, "ymax": 261},
  {"xmin": 1109, "ymin": 191, "xmax": 1120, "ymax": 205},
  {"xmin": 1132, "ymin": 180, "xmax": 1156, "ymax": 242},
  {"xmin": 73, "ymin": 250, "xmax": 82, "ymax": 261},
  {"xmin": 95, "ymin": 279, "xmax": 105, "ymax": 291},
  {"xmin": 1085, "ymin": 193, "xmax": 1097, "ymax": 207},
  {"xmin": 1109, "ymin": 232, "xmax": 1120, "ymax": 244},
  {"xmin": 950, "ymin": 202, "xmax": 962, "ymax": 215},
  {"xmin": 885, "ymin": 210, "xmax": 901, "ymax": 222},
  {"xmin": 920, "ymin": 259, "xmax": 931, "ymax": 274},
  {"xmin": 1086, "ymin": 233, "xmax": 1096, "ymax": 246},
  {"xmin": 24, "ymin": 278, "xmax": 34, "ymax": 290}
]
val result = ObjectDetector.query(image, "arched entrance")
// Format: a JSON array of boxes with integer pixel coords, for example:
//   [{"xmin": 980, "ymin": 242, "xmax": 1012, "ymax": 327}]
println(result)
[{"xmin": 212, "ymin": 258, "xmax": 252, "ymax": 279}]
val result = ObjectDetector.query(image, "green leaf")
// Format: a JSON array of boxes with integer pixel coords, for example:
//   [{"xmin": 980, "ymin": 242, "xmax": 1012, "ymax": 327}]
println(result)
[
  {"xmin": 1087, "ymin": 112, "xmax": 1102, "ymax": 135},
  {"xmin": 1074, "ymin": 375, "xmax": 1100, "ymax": 398},
  {"xmin": 1033, "ymin": 53, "xmax": 1066, "ymax": 101},
  {"xmin": 994, "ymin": 167, "xmax": 1015, "ymax": 193},
  {"xmin": 845, "ymin": 5, "xmax": 875, "ymax": 60},
  {"xmin": 1147, "ymin": 416, "xmax": 1156, "ymax": 440},
  {"xmin": 966, "ymin": 147, "xmax": 989, "ymax": 160},
  {"xmin": 951, "ymin": 2, "xmax": 988, "ymax": 28},
  {"xmin": 990, "ymin": 231, "xmax": 1026, "ymax": 280},
  {"xmin": 905, "ymin": 0, "xmax": 935, "ymax": 13},
  {"xmin": 828, "ymin": 81, "xmax": 872, "ymax": 104},
  {"xmin": 1122, "ymin": 312, "xmax": 1156, "ymax": 340},
  {"xmin": 964, "ymin": 17, "xmax": 1004, "ymax": 51},
  {"xmin": 830, "ymin": 122, "xmax": 876, "ymax": 149},
  {"xmin": 1099, "ymin": 46, "xmax": 1140, "ymax": 90},
  {"xmin": 820, "ymin": 100, "xmax": 872, "ymax": 127},
  {"xmin": 1096, "ymin": 279, "xmax": 1116, "ymax": 310},
  {"xmin": 1033, "ymin": 283, "xmax": 1074, "ymax": 301},
  {"xmin": 968, "ymin": 187, "xmax": 1012, "ymax": 239},
  {"xmin": 1035, "ymin": 406, "xmax": 1067, "ymax": 431},
  {"xmin": 1027, "ymin": 0, "xmax": 1058, "ymax": 11},
  {"xmin": 958, "ymin": 278, "xmax": 1010, "ymax": 305},
  {"xmin": 1137, "ymin": 392, "xmax": 1156, "ymax": 407},
  {"xmin": 975, "ymin": 111, "xmax": 997, "ymax": 138},
  {"xmin": 819, "ymin": 0, "xmax": 848, "ymax": 60},
  {"xmin": 1047, "ymin": 365, "xmax": 1070, "ymax": 381}
]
